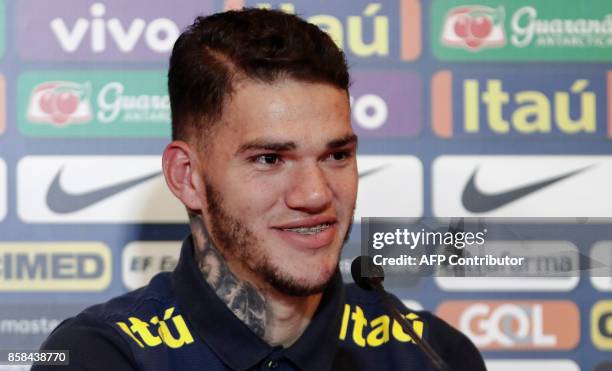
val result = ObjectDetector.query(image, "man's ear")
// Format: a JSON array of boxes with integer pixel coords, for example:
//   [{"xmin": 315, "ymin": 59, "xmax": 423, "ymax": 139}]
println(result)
[{"xmin": 162, "ymin": 140, "xmax": 206, "ymax": 211}]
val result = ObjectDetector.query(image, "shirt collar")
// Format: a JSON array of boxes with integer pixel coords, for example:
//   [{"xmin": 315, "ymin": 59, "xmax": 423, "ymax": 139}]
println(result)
[{"xmin": 172, "ymin": 235, "xmax": 345, "ymax": 371}]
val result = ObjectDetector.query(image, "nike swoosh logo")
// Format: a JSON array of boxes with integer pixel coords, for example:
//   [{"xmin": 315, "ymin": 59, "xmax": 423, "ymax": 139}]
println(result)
[
  {"xmin": 359, "ymin": 165, "xmax": 389, "ymax": 179},
  {"xmin": 46, "ymin": 164, "xmax": 386, "ymax": 214},
  {"xmin": 462, "ymin": 165, "xmax": 593, "ymax": 213},
  {"xmin": 46, "ymin": 167, "xmax": 163, "ymax": 214}
]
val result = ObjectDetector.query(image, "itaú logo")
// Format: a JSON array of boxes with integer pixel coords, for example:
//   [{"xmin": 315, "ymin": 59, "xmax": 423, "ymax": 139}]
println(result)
[
  {"xmin": 338, "ymin": 304, "xmax": 423, "ymax": 347},
  {"xmin": 116, "ymin": 307, "xmax": 194, "ymax": 349},
  {"xmin": 437, "ymin": 301, "xmax": 579, "ymax": 350},
  {"xmin": 225, "ymin": 1, "xmax": 422, "ymax": 62}
]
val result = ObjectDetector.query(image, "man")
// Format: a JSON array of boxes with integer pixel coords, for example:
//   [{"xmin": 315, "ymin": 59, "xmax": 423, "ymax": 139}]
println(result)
[{"xmin": 34, "ymin": 8, "xmax": 486, "ymax": 371}]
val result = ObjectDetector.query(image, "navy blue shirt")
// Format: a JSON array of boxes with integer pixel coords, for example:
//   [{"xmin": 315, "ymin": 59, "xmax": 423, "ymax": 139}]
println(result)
[{"xmin": 34, "ymin": 237, "xmax": 486, "ymax": 371}]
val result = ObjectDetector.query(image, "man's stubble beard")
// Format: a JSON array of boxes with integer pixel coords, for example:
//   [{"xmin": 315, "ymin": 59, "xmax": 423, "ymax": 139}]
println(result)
[{"xmin": 204, "ymin": 181, "xmax": 353, "ymax": 297}]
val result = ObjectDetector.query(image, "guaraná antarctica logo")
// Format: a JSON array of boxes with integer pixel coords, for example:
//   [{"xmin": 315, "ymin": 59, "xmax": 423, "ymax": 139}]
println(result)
[
  {"xmin": 27, "ymin": 81, "xmax": 93, "ymax": 126},
  {"xmin": 440, "ymin": 5, "xmax": 506, "ymax": 51},
  {"xmin": 433, "ymin": 0, "xmax": 612, "ymax": 61},
  {"xmin": 20, "ymin": 71, "xmax": 170, "ymax": 137}
]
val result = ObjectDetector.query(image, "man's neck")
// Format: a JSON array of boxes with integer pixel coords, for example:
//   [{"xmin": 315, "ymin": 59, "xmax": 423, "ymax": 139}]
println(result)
[{"xmin": 189, "ymin": 212, "xmax": 322, "ymax": 347}]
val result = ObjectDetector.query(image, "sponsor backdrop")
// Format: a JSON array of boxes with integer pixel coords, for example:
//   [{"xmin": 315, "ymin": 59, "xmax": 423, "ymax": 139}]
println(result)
[{"xmin": 0, "ymin": 0, "xmax": 611, "ymax": 369}]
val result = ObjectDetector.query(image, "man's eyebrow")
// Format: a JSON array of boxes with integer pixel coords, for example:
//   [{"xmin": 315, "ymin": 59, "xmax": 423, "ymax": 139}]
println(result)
[
  {"xmin": 327, "ymin": 134, "xmax": 358, "ymax": 149},
  {"xmin": 236, "ymin": 140, "xmax": 297, "ymax": 155},
  {"xmin": 236, "ymin": 134, "xmax": 358, "ymax": 155}
]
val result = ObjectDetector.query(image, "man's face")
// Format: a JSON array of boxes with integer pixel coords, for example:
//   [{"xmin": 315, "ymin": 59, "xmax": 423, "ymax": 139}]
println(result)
[{"xmin": 198, "ymin": 78, "xmax": 357, "ymax": 296}]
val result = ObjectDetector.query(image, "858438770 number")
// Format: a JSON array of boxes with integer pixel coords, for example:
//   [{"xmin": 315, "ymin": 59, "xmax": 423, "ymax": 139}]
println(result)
[{"xmin": 4, "ymin": 351, "xmax": 69, "ymax": 365}]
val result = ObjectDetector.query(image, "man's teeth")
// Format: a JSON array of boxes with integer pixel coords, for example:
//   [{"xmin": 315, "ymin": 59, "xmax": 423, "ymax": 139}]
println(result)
[{"xmin": 283, "ymin": 223, "xmax": 331, "ymax": 235}]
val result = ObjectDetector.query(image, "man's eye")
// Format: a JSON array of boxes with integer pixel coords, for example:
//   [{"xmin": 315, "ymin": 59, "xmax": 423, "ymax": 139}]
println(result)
[
  {"xmin": 328, "ymin": 151, "xmax": 351, "ymax": 161},
  {"xmin": 254, "ymin": 154, "xmax": 280, "ymax": 165}
]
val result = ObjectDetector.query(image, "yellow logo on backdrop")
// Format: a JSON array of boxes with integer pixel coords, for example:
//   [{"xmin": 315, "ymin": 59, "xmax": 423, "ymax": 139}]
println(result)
[
  {"xmin": 0, "ymin": 242, "xmax": 111, "ymax": 291},
  {"xmin": 592, "ymin": 301, "xmax": 612, "ymax": 350},
  {"xmin": 339, "ymin": 304, "xmax": 423, "ymax": 347},
  {"xmin": 463, "ymin": 79, "xmax": 595, "ymax": 134},
  {"xmin": 256, "ymin": 3, "xmax": 390, "ymax": 58},
  {"xmin": 116, "ymin": 307, "xmax": 194, "ymax": 349}
]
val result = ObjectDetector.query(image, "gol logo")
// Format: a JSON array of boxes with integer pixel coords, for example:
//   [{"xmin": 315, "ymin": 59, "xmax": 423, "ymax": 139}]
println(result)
[
  {"xmin": 437, "ymin": 300, "xmax": 579, "ymax": 350},
  {"xmin": 592, "ymin": 300, "xmax": 612, "ymax": 350},
  {"xmin": 440, "ymin": 6, "xmax": 506, "ymax": 51}
]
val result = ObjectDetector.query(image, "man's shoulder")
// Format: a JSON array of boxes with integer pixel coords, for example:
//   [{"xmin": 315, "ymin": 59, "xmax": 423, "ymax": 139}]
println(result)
[
  {"xmin": 83, "ymin": 271, "xmax": 176, "ymax": 320},
  {"xmin": 34, "ymin": 272, "xmax": 177, "ymax": 370}
]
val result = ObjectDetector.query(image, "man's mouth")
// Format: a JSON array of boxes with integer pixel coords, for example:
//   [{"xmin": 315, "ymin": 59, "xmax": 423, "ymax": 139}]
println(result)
[
  {"xmin": 274, "ymin": 218, "xmax": 337, "ymax": 249},
  {"xmin": 282, "ymin": 223, "xmax": 332, "ymax": 235}
]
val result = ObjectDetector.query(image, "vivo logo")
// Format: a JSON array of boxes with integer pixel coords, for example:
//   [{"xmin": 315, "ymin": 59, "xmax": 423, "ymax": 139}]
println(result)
[
  {"xmin": 17, "ymin": 0, "xmax": 211, "ymax": 61},
  {"xmin": 51, "ymin": 3, "xmax": 178, "ymax": 53},
  {"xmin": 350, "ymin": 93, "xmax": 388, "ymax": 130},
  {"xmin": 349, "ymin": 70, "xmax": 421, "ymax": 138}
]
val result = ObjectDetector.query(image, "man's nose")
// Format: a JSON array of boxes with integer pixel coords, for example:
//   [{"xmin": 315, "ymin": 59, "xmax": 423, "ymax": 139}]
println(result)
[{"xmin": 285, "ymin": 163, "xmax": 333, "ymax": 213}]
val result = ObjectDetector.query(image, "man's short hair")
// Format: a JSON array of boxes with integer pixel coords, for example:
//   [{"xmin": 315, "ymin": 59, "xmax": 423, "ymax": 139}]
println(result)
[{"xmin": 168, "ymin": 8, "xmax": 350, "ymax": 143}]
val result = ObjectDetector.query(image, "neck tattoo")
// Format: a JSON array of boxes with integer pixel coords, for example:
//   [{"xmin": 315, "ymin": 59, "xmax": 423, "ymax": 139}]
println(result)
[{"xmin": 189, "ymin": 212, "xmax": 267, "ymax": 338}]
